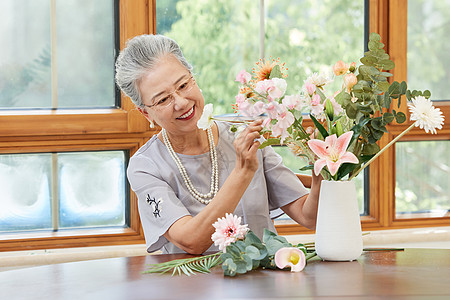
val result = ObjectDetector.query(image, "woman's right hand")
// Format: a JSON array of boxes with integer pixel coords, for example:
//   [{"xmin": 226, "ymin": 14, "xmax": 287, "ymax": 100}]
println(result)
[{"xmin": 233, "ymin": 119, "xmax": 263, "ymax": 174}]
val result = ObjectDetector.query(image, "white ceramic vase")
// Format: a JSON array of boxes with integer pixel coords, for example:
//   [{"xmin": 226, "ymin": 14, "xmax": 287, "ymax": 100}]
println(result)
[{"xmin": 315, "ymin": 180, "xmax": 363, "ymax": 261}]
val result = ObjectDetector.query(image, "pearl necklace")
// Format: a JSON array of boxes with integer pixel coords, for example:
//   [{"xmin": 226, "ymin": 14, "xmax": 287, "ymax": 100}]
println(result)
[{"xmin": 161, "ymin": 127, "xmax": 219, "ymax": 205}]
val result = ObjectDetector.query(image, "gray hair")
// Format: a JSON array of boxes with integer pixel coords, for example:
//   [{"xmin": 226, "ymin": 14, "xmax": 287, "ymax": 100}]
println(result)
[{"xmin": 115, "ymin": 34, "xmax": 193, "ymax": 107}]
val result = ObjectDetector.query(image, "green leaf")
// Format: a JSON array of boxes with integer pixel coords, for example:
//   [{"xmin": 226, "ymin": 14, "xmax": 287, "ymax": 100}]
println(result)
[
  {"xmin": 336, "ymin": 162, "xmax": 359, "ymax": 180},
  {"xmin": 242, "ymin": 254, "xmax": 253, "ymax": 271},
  {"xmin": 222, "ymin": 258, "xmax": 237, "ymax": 276},
  {"xmin": 265, "ymin": 239, "xmax": 285, "ymax": 256},
  {"xmin": 299, "ymin": 164, "xmax": 314, "ymax": 171},
  {"xmin": 235, "ymin": 259, "xmax": 248, "ymax": 274},
  {"xmin": 362, "ymin": 143, "xmax": 380, "ymax": 155},
  {"xmin": 310, "ymin": 114, "xmax": 329, "ymax": 138},
  {"xmin": 259, "ymin": 138, "xmax": 281, "ymax": 149},
  {"xmin": 369, "ymin": 32, "xmax": 381, "ymax": 42},
  {"xmin": 383, "ymin": 93, "xmax": 391, "ymax": 109},
  {"xmin": 269, "ymin": 64, "xmax": 282, "ymax": 79},
  {"xmin": 245, "ymin": 245, "xmax": 261, "ymax": 260},
  {"xmin": 382, "ymin": 112, "xmax": 394, "ymax": 123},
  {"xmin": 400, "ymin": 81, "xmax": 407, "ymax": 94},
  {"xmin": 262, "ymin": 228, "xmax": 278, "ymax": 244},
  {"xmin": 244, "ymin": 231, "xmax": 262, "ymax": 246},
  {"xmin": 394, "ymin": 111, "xmax": 407, "ymax": 123},
  {"xmin": 423, "ymin": 90, "xmax": 431, "ymax": 99}
]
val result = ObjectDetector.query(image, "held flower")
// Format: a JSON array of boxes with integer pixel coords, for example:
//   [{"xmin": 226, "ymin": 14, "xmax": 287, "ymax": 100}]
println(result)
[
  {"xmin": 275, "ymin": 247, "xmax": 306, "ymax": 272},
  {"xmin": 197, "ymin": 103, "xmax": 214, "ymax": 130},
  {"xmin": 211, "ymin": 213, "xmax": 249, "ymax": 252},
  {"xmin": 308, "ymin": 131, "xmax": 359, "ymax": 176},
  {"xmin": 408, "ymin": 96, "xmax": 444, "ymax": 134}
]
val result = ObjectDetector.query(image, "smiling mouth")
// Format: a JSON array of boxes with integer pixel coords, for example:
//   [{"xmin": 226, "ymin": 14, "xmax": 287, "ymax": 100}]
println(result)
[{"xmin": 177, "ymin": 106, "xmax": 195, "ymax": 120}]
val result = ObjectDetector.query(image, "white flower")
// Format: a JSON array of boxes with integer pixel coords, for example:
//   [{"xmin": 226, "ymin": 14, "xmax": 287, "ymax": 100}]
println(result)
[
  {"xmin": 197, "ymin": 103, "xmax": 214, "ymax": 130},
  {"xmin": 211, "ymin": 213, "xmax": 249, "ymax": 252},
  {"xmin": 408, "ymin": 96, "xmax": 444, "ymax": 134},
  {"xmin": 305, "ymin": 72, "xmax": 332, "ymax": 88}
]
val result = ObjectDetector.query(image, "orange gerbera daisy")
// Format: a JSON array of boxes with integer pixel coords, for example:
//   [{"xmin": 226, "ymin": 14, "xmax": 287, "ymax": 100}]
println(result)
[
  {"xmin": 253, "ymin": 57, "xmax": 288, "ymax": 81},
  {"xmin": 239, "ymin": 86, "xmax": 255, "ymax": 99}
]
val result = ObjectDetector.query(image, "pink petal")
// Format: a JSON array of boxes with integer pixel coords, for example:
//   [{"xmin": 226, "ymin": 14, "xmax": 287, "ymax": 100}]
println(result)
[
  {"xmin": 314, "ymin": 159, "xmax": 327, "ymax": 176},
  {"xmin": 326, "ymin": 160, "xmax": 342, "ymax": 176},
  {"xmin": 339, "ymin": 152, "xmax": 359, "ymax": 164},
  {"xmin": 308, "ymin": 139, "xmax": 328, "ymax": 158},
  {"xmin": 335, "ymin": 131, "xmax": 353, "ymax": 155},
  {"xmin": 274, "ymin": 247, "xmax": 306, "ymax": 272},
  {"xmin": 324, "ymin": 134, "xmax": 338, "ymax": 148}
]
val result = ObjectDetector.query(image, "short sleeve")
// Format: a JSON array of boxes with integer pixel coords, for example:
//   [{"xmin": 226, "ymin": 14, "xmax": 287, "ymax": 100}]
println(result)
[
  {"xmin": 262, "ymin": 146, "xmax": 309, "ymax": 211},
  {"xmin": 127, "ymin": 155, "xmax": 190, "ymax": 253}
]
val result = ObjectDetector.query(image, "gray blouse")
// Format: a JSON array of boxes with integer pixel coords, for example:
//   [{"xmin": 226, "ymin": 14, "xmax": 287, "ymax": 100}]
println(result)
[{"xmin": 127, "ymin": 121, "xmax": 308, "ymax": 254}]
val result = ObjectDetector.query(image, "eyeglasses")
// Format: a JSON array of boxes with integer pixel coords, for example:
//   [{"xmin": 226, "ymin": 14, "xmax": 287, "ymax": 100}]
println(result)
[{"xmin": 145, "ymin": 74, "xmax": 195, "ymax": 109}]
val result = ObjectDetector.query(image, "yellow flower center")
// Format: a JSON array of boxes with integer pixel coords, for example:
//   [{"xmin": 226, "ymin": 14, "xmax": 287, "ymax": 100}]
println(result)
[{"xmin": 289, "ymin": 252, "xmax": 300, "ymax": 265}]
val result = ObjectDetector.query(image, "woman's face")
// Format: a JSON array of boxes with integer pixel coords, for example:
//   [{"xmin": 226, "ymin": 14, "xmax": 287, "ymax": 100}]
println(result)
[{"xmin": 138, "ymin": 55, "xmax": 205, "ymax": 136}]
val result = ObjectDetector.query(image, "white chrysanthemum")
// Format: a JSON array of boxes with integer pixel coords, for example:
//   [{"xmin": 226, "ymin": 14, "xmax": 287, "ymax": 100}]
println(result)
[
  {"xmin": 197, "ymin": 103, "xmax": 214, "ymax": 130},
  {"xmin": 211, "ymin": 213, "xmax": 249, "ymax": 252},
  {"xmin": 408, "ymin": 96, "xmax": 444, "ymax": 134}
]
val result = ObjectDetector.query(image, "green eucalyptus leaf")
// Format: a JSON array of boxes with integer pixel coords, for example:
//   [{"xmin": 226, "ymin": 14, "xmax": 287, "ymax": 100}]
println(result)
[
  {"xmin": 244, "ymin": 231, "xmax": 262, "ymax": 246},
  {"xmin": 235, "ymin": 259, "xmax": 249, "ymax": 274},
  {"xmin": 423, "ymin": 90, "xmax": 431, "ymax": 98},
  {"xmin": 383, "ymin": 93, "xmax": 392, "ymax": 108},
  {"xmin": 222, "ymin": 258, "xmax": 237, "ymax": 276},
  {"xmin": 376, "ymin": 81, "xmax": 390, "ymax": 92},
  {"xmin": 406, "ymin": 89, "xmax": 412, "ymax": 100},
  {"xmin": 382, "ymin": 112, "xmax": 394, "ymax": 123},
  {"xmin": 262, "ymin": 228, "xmax": 278, "ymax": 244},
  {"xmin": 400, "ymin": 81, "xmax": 407, "ymax": 94},
  {"xmin": 242, "ymin": 254, "xmax": 253, "ymax": 271},
  {"xmin": 362, "ymin": 143, "xmax": 381, "ymax": 155},
  {"xmin": 265, "ymin": 239, "xmax": 285, "ymax": 256},
  {"xmin": 369, "ymin": 32, "xmax": 381, "ymax": 42},
  {"xmin": 245, "ymin": 245, "xmax": 261, "ymax": 260},
  {"xmin": 360, "ymin": 55, "xmax": 377, "ymax": 66},
  {"xmin": 394, "ymin": 111, "xmax": 407, "ymax": 123}
]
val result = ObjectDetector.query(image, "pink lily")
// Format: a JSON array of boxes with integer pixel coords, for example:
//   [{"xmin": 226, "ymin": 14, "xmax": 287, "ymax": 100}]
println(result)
[{"xmin": 307, "ymin": 131, "xmax": 359, "ymax": 176}]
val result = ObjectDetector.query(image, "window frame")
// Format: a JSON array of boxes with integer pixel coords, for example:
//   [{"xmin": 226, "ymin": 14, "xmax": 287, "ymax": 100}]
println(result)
[{"xmin": 0, "ymin": 0, "xmax": 156, "ymax": 252}]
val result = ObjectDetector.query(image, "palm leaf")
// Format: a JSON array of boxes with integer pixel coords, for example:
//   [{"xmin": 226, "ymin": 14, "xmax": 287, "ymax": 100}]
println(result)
[{"xmin": 143, "ymin": 252, "xmax": 222, "ymax": 276}]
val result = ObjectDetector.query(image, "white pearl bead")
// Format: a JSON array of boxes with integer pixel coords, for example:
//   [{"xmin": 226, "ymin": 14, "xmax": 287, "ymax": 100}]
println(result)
[{"xmin": 162, "ymin": 127, "xmax": 218, "ymax": 204}]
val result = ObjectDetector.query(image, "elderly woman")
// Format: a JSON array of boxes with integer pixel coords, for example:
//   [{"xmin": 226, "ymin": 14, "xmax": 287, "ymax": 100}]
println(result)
[{"xmin": 115, "ymin": 34, "xmax": 322, "ymax": 255}]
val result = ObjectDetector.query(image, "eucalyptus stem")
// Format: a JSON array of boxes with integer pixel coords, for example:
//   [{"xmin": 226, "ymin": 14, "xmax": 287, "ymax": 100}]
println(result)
[{"xmin": 349, "ymin": 122, "xmax": 416, "ymax": 180}]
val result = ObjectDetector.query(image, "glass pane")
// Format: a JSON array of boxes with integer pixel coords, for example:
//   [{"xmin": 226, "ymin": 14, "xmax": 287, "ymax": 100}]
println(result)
[
  {"xmin": 56, "ymin": 0, "xmax": 116, "ymax": 107},
  {"xmin": 273, "ymin": 146, "xmax": 365, "ymax": 215},
  {"xmin": 395, "ymin": 141, "xmax": 450, "ymax": 218},
  {"xmin": 156, "ymin": 0, "xmax": 260, "ymax": 115},
  {"xmin": 0, "ymin": 154, "xmax": 52, "ymax": 232},
  {"xmin": 0, "ymin": 0, "xmax": 52, "ymax": 109},
  {"xmin": 59, "ymin": 151, "xmax": 126, "ymax": 228},
  {"xmin": 408, "ymin": 0, "xmax": 450, "ymax": 101},
  {"xmin": 266, "ymin": 0, "xmax": 365, "ymax": 93}
]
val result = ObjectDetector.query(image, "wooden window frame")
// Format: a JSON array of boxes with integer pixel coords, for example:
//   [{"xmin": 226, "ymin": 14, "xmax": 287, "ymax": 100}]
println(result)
[{"xmin": 0, "ymin": 0, "xmax": 157, "ymax": 252}]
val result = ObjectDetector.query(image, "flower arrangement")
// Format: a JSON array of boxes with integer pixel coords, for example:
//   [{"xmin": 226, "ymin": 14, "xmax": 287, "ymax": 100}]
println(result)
[
  {"xmin": 199, "ymin": 32, "xmax": 445, "ymax": 181},
  {"xmin": 144, "ymin": 214, "xmax": 316, "ymax": 276}
]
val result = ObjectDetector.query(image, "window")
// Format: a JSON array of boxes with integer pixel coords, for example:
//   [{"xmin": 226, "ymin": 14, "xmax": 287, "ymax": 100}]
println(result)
[{"xmin": 0, "ymin": 0, "xmax": 152, "ymax": 251}]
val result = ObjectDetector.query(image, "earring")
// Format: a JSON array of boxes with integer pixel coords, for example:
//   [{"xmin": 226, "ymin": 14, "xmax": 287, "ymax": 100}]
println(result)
[{"xmin": 149, "ymin": 120, "xmax": 155, "ymax": 128}]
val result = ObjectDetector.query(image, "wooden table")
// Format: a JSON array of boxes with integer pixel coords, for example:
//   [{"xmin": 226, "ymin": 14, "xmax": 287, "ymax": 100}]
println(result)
[{"xmin": 2, "ymin": 248, "xmax": 450, "ymax": 299}]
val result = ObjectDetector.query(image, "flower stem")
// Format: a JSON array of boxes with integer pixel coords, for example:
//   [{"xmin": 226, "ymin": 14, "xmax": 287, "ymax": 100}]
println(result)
[{"xmin": 349, "ymin": 122, "xmax": 416, "ymax": 180}]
